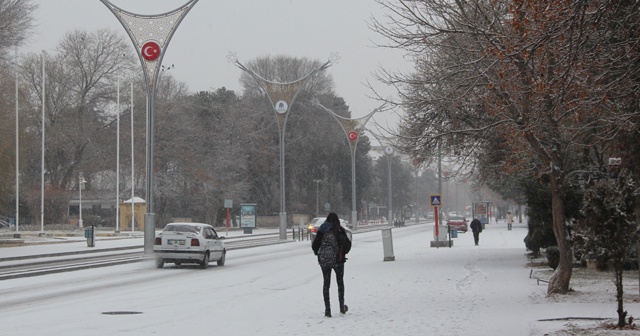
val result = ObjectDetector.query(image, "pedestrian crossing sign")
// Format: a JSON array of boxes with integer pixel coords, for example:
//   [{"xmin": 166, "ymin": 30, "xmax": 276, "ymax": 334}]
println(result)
[{"xmin": 430, "ymin": 195, "xmax": 442, "ymax": 206}]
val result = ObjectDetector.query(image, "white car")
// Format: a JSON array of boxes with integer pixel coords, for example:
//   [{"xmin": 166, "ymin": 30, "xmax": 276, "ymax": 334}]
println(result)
[
  {"xmin": 309, "ymin": 218, "xmax": 353, "ymax": 242},
  {"xmin": 307, "ymin": 217, "xmax": 326, "ymax": 232},
  {"xmin": 153, "ymin": 223, "xmax": 226, "ymax": 269}
]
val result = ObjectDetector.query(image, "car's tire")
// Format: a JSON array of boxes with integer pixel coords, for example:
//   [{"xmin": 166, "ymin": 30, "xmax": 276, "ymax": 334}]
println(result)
[
  {"xmin": 200, "ymin": 252, "xmax": 209, "ymax": 269},
  {"xmin": 155, "ymin": 258, "xmax": 164, "ymax": 269},
  {"xmin": 217, "ymin": 250, "xmax": 226, "ymax": 266}
]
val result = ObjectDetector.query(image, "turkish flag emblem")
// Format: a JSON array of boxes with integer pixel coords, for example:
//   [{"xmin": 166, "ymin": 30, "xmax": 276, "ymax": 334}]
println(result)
[{"xmin": 141, "ymin": 41, "xmax": 161, "ymax": 61}]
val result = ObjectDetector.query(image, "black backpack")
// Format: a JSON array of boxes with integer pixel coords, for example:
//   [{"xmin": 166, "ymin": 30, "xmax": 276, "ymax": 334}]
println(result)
[{"xmin": 317, "ymin": 231, "xmax": 339, "ymax": 268}]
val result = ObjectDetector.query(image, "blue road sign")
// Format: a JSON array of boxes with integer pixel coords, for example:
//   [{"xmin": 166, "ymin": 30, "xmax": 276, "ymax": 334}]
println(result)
[{"xmin": 430, "ymin": 195, "xmax": 442, "ymax": 206}]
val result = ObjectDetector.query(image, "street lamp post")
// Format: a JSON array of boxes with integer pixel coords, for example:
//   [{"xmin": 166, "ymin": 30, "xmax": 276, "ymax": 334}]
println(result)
[
  {"xmin": 415, "ymin": 166, "xmax": 419, "ymax": 225},
  {"xmin": 387, "ymin": 153, "xmax": 393, "ymax": 226},
  {"xmin": 116, "ymin": 80, "xmax": 120, "ymax": 233},
  {"xmin": 313, "ymin": 179, "xmax": 321, "ymax": 215},
  {"xmin": 40, "ymin": 50, "xmax": 46, "ymax": 235},
  {"xmin": 438, "ymin": 143, "xmax": 442, "ymax": 226},
  {"xmin": 14, "ymin": 45, "xmax": 20, "ymax": 236},
  {"xmin": 79, "ymin": 173, "xmax": 86, "ymax": 229},
  {"xmin": 100, "ymin": 0, "xmax": 199, "ymax": 253},
  {"xmin": 371, "ymin": 133, "xmax": 396, "ymax": 227},
  {"xmin": 314, "ymin": 102, "xmax": 381, "ymax": 230},
  {"xmin": 232, "ymin": 55, "xmax": 332, "ymax": 240},
  {"xmin": 130, "ymin": 82, "xmax": 135, "ymax": 233}
]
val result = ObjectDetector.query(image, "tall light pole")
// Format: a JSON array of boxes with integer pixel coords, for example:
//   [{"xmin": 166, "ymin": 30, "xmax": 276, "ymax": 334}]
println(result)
[
  {"xmin": 232, "ymin": 55, "xmax": 332, "ymax": 240},
  {"xmin": 314, "ymin": 101, "xmax": 381, "ymax": 230},
  {"xmin": 116, "ymin": 80, "xmax": 120, "ymax": 233},
  {"xmin": 79, "ymin": 172, "xmax": 86, "ymax": 228},
  {"xmin": 14, "ymin": 45, "xmax": 20, "ymax": 236},
  {"xmin": 101, "ymin": 0, "xmax": 199, "ymax": 253},
  {"xmin": 387, "ymin": 149, "xmax": 393, "ymax": 226},
  {"xmin": 414, "ymin": 163, "xmax": 420, "ymax": 225},
  {"xmin": 371, "ymin": 133, "xmax": 396, "ymax": 227},
  {"xmin": 130, "ymin": 82, "xmax": 135, "ymax": 232},
  {"xmin": 40, "ymin": 50, "xmax": 45, "ymax": 234},
  {"xmin": 438, "ymin": 143, "xmax": 442, "ymax": 226},
  {"xmin": 313, "ymin": 179, "xmax": 321, "ymax": 215}
]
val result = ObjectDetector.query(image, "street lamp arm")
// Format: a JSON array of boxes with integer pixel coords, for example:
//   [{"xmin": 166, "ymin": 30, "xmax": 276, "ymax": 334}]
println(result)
[
  {"xmin": 314, "ymin": 101, "xmax": 384, "ymax": 140},
  {"xmin": 99, "ymin": 0, "xmax": 199, "ymax": 19},
  {"xmin": 234, "ymin": 59, "xmax": 331, "ymax": 87}
]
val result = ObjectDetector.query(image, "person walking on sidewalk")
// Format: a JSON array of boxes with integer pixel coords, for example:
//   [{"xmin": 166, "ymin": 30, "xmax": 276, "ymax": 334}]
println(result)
[
  {"xmin": 470, "ymin": 218, "xmax": 482, "ymax": 246},
  {"xmin": 312, "ymin": 212, "xmax": 352, "ymax": 317},
  {"xmin": 505, "ymin": 211, "xmax": 514, "ymax": 231}
]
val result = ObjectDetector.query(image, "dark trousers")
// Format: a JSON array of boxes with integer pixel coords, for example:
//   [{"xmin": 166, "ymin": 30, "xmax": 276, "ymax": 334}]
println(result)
[
  {"xmin": 322, "ymin": 264, "xmax": 345, "ymax": 312},
  {"xmin": 472, "ymin": 231, "xmax": 480, "ymax": 245}
]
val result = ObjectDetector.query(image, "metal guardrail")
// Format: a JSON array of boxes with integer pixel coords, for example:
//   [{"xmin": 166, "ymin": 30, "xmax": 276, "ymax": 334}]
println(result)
[{"xmin": 0, "ymin": 235, "xmax": 291, "ymax": 280}]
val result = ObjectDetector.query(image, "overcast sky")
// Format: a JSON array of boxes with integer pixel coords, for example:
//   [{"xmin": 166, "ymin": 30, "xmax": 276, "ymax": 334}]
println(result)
[{"xmin": 26, "ymin": 0, "xmax": 411, "ymax": 130}]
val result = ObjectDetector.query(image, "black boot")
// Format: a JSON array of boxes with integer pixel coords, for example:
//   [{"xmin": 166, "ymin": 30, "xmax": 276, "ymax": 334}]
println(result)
[
  {"xmin": 323, "ymin": 285, "xmax": 331, "ymax": 317},
  {"xmin": 340, "ymin": 304, "xmax": 349, "ymax": 314},
  {"xmin": 338, "ymin": 288, "xmax": 347, "ymax": 314}
]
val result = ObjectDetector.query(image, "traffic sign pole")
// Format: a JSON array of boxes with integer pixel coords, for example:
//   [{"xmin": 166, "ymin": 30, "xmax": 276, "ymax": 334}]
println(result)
[{"xmin": 434, "ymin": 206, "xmax": 439, "ymax": 239}]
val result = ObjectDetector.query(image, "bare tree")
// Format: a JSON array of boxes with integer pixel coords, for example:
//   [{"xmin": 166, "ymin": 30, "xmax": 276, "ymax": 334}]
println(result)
[
  {"xmin": 0, "ymin": 0, "xmax": 36, "ymax": 217},
  {"xmin": 19, "ymin": 28, "xmax": 135, "ymax": 223},
  {"xmin": 371, "ymin": 0, "xmax": 637, "ymax": 294},
  {"xmin": 0, "ymin": 0, "xmax": 36, "ymax": 63}
]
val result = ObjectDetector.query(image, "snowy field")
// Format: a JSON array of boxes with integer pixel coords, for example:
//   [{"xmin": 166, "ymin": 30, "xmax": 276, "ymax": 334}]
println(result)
[{"xmin": 0, "ymin": 222, "xmax": 639, "ymax": 335}]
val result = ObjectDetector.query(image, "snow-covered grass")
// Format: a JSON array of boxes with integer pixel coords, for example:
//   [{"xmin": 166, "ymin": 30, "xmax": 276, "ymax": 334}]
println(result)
[{"xmin": 529, "ymin": 265, "xmax": 640, "ymax": 335}]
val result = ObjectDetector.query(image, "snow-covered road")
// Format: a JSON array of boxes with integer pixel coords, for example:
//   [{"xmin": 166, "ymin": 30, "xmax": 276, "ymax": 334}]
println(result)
[{"xmin": 0, "ymin": 223, "xmax": 636, "ymax": 335}]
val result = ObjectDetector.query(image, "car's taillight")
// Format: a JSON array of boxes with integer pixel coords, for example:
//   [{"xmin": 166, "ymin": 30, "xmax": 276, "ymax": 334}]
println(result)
[
  {"xmin": 190, "ymin": 238, "xmax": 200, "ymax": 246},
  {"xmin": 311, "ymin": 228, "xmax": 318, "ymax": 233},
  {"xmin": 154, "ymin": 237, "xmax": 162, "ymax": 245}
]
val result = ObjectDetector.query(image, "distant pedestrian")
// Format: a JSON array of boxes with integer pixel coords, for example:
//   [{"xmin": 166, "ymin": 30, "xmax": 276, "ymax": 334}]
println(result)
[
  {"xmin": 312, "ymin": 212, "xmax": 352, "ymax": 317},
  {"xmin": 505, "ymin": 211, "xmax": 514, "ymax": 231},
  {"xmin": 470, "ymin": 218, "xmax": 482, "ymax": 246}
]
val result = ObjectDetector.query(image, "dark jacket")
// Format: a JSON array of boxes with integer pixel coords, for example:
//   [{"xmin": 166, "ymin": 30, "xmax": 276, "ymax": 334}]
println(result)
[
  {"xmin": 470, "ymin": 219, "xmax": 482, "ymax": 233},
  {"xmin": 312, "ymin": 221, "xmax": 352, "ymax": 265}
]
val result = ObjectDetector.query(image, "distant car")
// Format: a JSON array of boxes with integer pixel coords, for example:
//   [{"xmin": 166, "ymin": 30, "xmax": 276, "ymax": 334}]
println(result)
[
  {"xmin": 446, "ymin": 215, "xmax": 468, "ymax": 233},
  {"xmin": 307, "ymin": 217, "xmax": 326, "ymax": 233},
  {"xmin": 309, "ymin": 218, "xmax": 353, "ymax": 242},
  {"xmin": 426, "ymin": 211, "xmax": 434, "ymax": 220},
  {"xmin": 153, "ymin": 223, "xmax": 226, "ymax": 269}
]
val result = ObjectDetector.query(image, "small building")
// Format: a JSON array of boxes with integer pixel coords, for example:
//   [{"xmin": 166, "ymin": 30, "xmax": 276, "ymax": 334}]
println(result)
[{"xmin": 119, "ymin": 197, "xmax": 146, "ymax": 231}]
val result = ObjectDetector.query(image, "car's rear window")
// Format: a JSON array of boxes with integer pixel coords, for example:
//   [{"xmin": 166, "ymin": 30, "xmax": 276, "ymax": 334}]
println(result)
[
  {"xmin": 449, "ymin": 216, "xmax": 465, "ymax": 221},
  {"xmin": 164, "ymin": 224, "xmax": 201, "ymax": 233}
]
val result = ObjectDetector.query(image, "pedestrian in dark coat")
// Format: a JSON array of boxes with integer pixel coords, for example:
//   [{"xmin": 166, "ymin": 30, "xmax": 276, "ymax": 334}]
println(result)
[
  {"xmin": 312, "ymin": 212, "xmax": 352, "ymax": 317},
  {"xmin": 470, "ymin": 218, "xmax": 482, "ymax": 246}
]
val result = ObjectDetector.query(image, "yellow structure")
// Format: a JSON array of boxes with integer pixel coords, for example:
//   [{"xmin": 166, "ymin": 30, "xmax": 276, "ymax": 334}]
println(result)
[{"xmin": 119, "ymin": 197, "xmax": 146, "ymax": 231}]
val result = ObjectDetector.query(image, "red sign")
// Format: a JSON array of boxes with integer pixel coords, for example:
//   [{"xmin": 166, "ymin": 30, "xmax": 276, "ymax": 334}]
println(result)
[
  {"xmin": 434, "ymin": 206, "xmax": 439, "ymax": 237},
  {"xmin": 141, "ymin": 41, "xmax": 161, "ymax": 61},
  {"xmin": 348, "ymin": 131, "xmax": 358, "ymax": 141}
]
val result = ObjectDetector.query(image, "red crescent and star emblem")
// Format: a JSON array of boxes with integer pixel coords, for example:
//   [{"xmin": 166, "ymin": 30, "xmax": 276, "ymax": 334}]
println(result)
[
  {"xmin": 348, "ymin": 131, "xmax": 358, "ymax": 141},
  {"xmin": 141, "ymin": 41, "xmax": 161, "ymax": 61}
]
